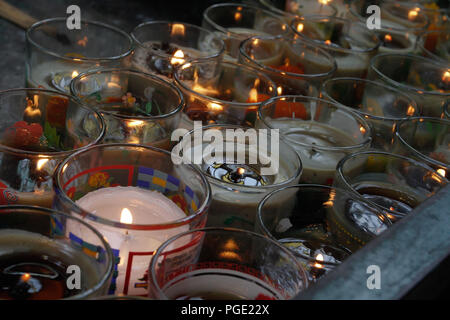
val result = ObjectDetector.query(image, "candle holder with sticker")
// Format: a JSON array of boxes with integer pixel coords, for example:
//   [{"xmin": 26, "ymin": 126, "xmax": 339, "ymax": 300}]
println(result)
[
  {"xmin": 394, "ymin": 117, "xmax": 450, "ymax": 179},
  {"xmin": 70, "ymin": 68, "xmax": 184, "ymax": 150},
  {"xmin": 0, "ymin": 88, "xmax": 104, "ymax": 208},
  {"xmin": 291, "ymin": 16, "xmax": 381, "ymax": 78},
  {"xmin": 321, "ymin": 77, "xmax": 419, "ymax": 151},
  {"xmin": 53, "ymin": 143, "xmax": 211, "ymax": 296},
  {"xmin": 26, "ymin": 18, "xmax": 133, "ymax": 93},
  {"xmin": 174, "ymin": 59, "xmax": 277, "ymax": 130},
  {"xmin": 335, "ymin": 151, "xmax": 448, "ymax": 224},
  {"xmin": 259, "ymin": 0, "xmax": 338, "ymax": 20},
  {"xmin": 173, "ymin": 124, "xmax": 302, "ymax": 231},
  {"xmin": 239, "ymin": 36, "xmax": 337, "ymax": 97},
  {"xmin": 257, "ymin": 95, "xmax": 372, "ymax": 185},
  {"xmin": 257, "ymin": 185, "xmax": 390, "ymax": 270},
  {"xmin": 0, "ymin": 205, "xmax": 114, "ymax": 300},
  {"xmin": 131, "ymin": 21, "xmax": 225, "ymax": 79},
  {"xmin": 368, "ymin": 53, "xmax": 450, "ymax": 118},
  {"xmin": 149, "ymin": 228, "xmax": 309, "ymax": 300},
  {"xmin": 202, "ymin": 3, "xmax": 290, "ymax": 59}
]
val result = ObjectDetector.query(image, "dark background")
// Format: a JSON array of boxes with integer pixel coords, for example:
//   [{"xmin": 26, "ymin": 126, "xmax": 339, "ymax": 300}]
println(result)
[{"xmin": 0, "ymin": 0, "xmax": 252, "ymax": 90}]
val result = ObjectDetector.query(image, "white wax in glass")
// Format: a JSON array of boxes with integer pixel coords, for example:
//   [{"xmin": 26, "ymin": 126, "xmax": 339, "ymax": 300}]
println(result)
[{"xmin": 72, "ymin": 186, "xmax": 188, "ymax": 296}]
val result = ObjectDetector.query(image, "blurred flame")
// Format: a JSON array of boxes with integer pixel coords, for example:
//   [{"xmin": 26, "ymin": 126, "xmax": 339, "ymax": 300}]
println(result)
[
  {"xmin": 359, "ymin": 125, "xmax": 367, "ymax": 134},
  {"xmin": 437, "ymin": 168, "xmax": 446, "ymax": 177},
  {"xmin": 314, "ymin": 254, "xmax": 324, "ymax": 268},
  {"xmin": 277, "ymin": 86, "xmax": 283, "ymax": 95},
  {"xmin": 208, "ymin": 102, "xmax": 223, "ymax": 111},
  {"xmin": 171, "ymin": 23, "xmax": 185, "ymax": 36},
  {"xmin": 237, "ymin": 167, "xmax": 245, "ymax": 175},
  {"xmin": 234, "ymin": 12, "xmax": 242, "ymax": 21},
  {"xmin": 408, "ymin": 9, "xmax": 419, "ymax": 20},
  {"xmin": 324, "ymin": 40, "xmax": 332, "ymax": 45},
  {"xmin": 171, "ymin": 49, "xmax": 185, "ymax": 65},
  {"xmin": 223, "ymin": 239, "xmax": 239, "ymax": 251},
  {"xmin": 384, "ymin": 34, "xmax": 392, "ymax": 42},
  {"xmin": 319, "ymin": 0, "xmax": 330, "ymax": 4},
  {"xmin": 296, "ymin": 23, "xmax": 304, "ymax": 33},
  {"xmin": 120, "ymin": 208, "xmax": 133, "ymax": 224},
  {"xmin": 406, "ymin": 105, "xmax": 415, "ymax": 116},
  {"xmin": 72, "ymin": 71, "xmax": 79, "ymax": 78},
  {"xmin": 21, "ymin": 273, "xmax": 31, "ymax": 282},
  {"xmin": 128, "ymin": 120, "xmax": 144, "ymax": 127},
  {"xmin": 36, "ymin": 158, "xmax": 49, "ymax": 171},
  {"xmin": 248, "ymin": 88, "xmax": 258, "ymax": 103},
  {"xmin": 442, "ymin": 71, "xmax": 450, "ymax": 82}
]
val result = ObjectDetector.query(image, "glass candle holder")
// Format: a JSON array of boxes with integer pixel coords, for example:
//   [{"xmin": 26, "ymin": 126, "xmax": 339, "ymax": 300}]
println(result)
[
  {"xmin": 239, "ymin": 36, "xmax": 337, "ymax": 96},
  {"xmin": 53, "ymin": 144, "xmax": 211, "ymax": 296},
  {"xmin": 259, "ymin": 0, "xmax": 338, "ymax": 19},
  {"xmin": 202, "ymin": 3, "xmax": 290, "ymax": 59},
  {"xmin": 149, "ymin": 227, "xmax": 309, "ymax": 300},
  {"xmin": 417, "ymin": 29, "xmax": 450, "ymax": 63},
  {"xmin": 0, "ymin": 88, "xmax": 104, "ymax": 208},
  {"xmin": 394, "ymin": 117, "xmax": 450, "ymax": 179},
  {"xmin": 257, "ymin": 95, "xmax": 372, "ymax": 185},
  {"xmin": 257, "ymin": 185, "xmax": 390, "ymax": 269},
  {"xmin": 26, "ymin": 18, "xmax": 133, "ymax": 93},
  {"xmin": 321, "ymin": 77, "xmax": 419, "ymax": 150},
  {"xmin": 173, "ymin": 124, "xmax": 302, "ymax": 231},
  {"xmin": 368, "ymin": 53, "xmax": 450, "ymax": 118},
  {"xmin": 291, "ymin": 16, "xmax": 381, "ymax": 78},
  {"xmin": 70, "ymin": 68, "xmax": 184, "ymax": 150},
  {"xmin": 335, "ymin": 151, "xmax": 448, "ymax": 223},
  {"xmin": 0, "ymin": 205, "xmax": 114, "ymax": 300},
  {"xmin": 174, "ymin": 60, "xmax": 277, "ymax": 130},
  {"xmin": 130, "ymin": 21, "xmax": 225, "ymax": 79}
]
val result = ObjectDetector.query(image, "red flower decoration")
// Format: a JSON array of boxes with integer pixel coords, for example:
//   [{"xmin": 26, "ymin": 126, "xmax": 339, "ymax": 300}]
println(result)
[
  {"xmin": 3, "ymin": 121, "xmax": 43, "ymax": 148},
  {"xmin": 255, "ymin": 293, "xmax": 276, "ymax": 300}
]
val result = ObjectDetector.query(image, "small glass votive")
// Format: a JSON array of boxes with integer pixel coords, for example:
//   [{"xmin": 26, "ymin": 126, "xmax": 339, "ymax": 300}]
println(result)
[
  {"xmin": 0, "ymin": 88, "xmax": 104, "ymax": 207},
  {"xmin": 148, "ymin": 227, "xmax": 309, "ymax": 300},
  {"xmin": 70, "ymin": 68, "xmax": 184, "ymax": 150},
  {"xmin": 202, "ymin": 3, "xmax": 290, "ymax": 58},
  {"xmin": 394, "ymin": 117, "xmax": 450, "ymax": 179},
  {"xmin": 239, "ymin": 36, "xmax": 337, "ymax": 96},
  {"xmin": 321, "ymin": 77, "xmax": 419, "ymax": 150},
  {"xmin": 174, "ymin": 59, "xmax": 277, "ymax": 130},
  {"xmin": 380, "ymin": 1, "xmax": 429, "ymax": 32},
  {"xmin": 259, "ymin": 0, "xmax": 338, "ymax": 19},
  {"xmin": 130, "ymin": 21, "xmax": 225, "ymax": 79},
  {"xmin": 417, "ymin": 29, "xmax": 450, "ymax": 64},
  {"xmin": 26, "ymin": 18, "xmax": 133, "ymax": 93},
  {"xmin": 257, "ymin": 95, "xmax": 371, "ymax": 185},
  {"xmin": 257, "ymin": 185, "xmax": 390, "ymax": 269},
  {"xmin": 173, "ymin": 124, "xmax": 302, "ymax": 231},
  {"xmin": 0, "ymin": 205, "xmax": 114, "ymax": 300},
  {"xmin": 335, "ymin": 151, "xmax": 448, "ymax": 223},
  {"xmin": 368, "ymin": 53, "xmax": 450, "ymax": 118},
  {"xmin": 53, "ymin": 143, "xmax": 211, "ymax": 296},
  {"xmin": 291, "ymin": 16, "xmax": 381, "ymax": 78}
]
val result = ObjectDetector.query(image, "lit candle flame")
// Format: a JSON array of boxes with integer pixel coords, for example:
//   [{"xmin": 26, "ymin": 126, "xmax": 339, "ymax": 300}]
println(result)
[
  {"xmin": 171, "ymin": 49, "xmax": 185, "ymax": 65},
  {"xmin": 21, "ymin": 273, "xmax": 31, "ymax": 282},
  {"xmin": 406, "ymin": 105, "xmax": 415, "ymax": 116},
  {"xmin": 389, "ymin": 206, "xmax": 395, "ymax": 211},
  {"xmin": 384, "ymin": 34, "xmax": 392, "ymax": 43},
  {"xmin": 437, "ymin": 168, "xmax": 446, "ymax": 177},
  {"xmin": 72, "ymin": 71, "xmax": 79, "ymax": 78},
  {"xmin": 237, "ymin": 167, "xmax": 245, "ymax": 175},
  {"xmin": 319, "ymin": 0, "xmax": 330, "ymax": 5},
  {"xmin": 171, "ymin": 23, "xmax": 185, "ymax": 36},
  {"xmin": 120, "ymin": 208, "xmax": 133, "ymax": 224},
  {"xmin": 248, "ymin": 88, "xmax": 258, "ymax": 103},
  {"xmin": 127, "ymin": 120, "xmax": 144, "ymax": 127},
  {"xmin": 359, "ymin": 125, "xmax": 366, "ymax": 134},
  {"xmin": 208, "ymin": 102, "xmax": 223, "ymax": 111},
  {"xmin": 36, "ymin": 158, "xmax": 49, "ymax": 171},
  {"xmin": 314, "ymin": 253, "xmax": 324, "ymax": 268},
  {"xmin": 324, "ymin": 40, "xmax": 332, "ymax": 45},
  {"xmin": 277, "ymin": 86, "xmax": 283, "ymax": 95},
  {"xmin": 408, "ymin": 9, "xmax": 419, "ymax": 20},
  {"xmin": 253, "ymin": 38, "xmax": 259, "ymax": 46},
  {"xmin": 234, "ymin": 12, "xmax": 242, "ymax": 21},
  {"xmin": 442, "ymin": 71, "xmax": 450, "ymax": 82},
  {"xmin": 296, "ymin": 23, "xmax": 304, "ymax": 33}
]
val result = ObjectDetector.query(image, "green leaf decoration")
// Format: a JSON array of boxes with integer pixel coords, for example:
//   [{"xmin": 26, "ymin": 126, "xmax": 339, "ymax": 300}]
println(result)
[
  {"xmin": 44, "ymin": 122, "xmax": 61, "ymax": 150},
  {"xmin": 145, "ymin": 101, "xmax": 152, "ymax": 114}
]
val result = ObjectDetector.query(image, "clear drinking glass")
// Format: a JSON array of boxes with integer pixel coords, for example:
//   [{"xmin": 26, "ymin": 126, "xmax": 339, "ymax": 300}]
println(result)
[
  {"xmin": 53, "ymin": 143, "xmax": 211, "ymax": 296},
  {"xmin": 26, "ymin": 18, "xmax": 133, "ymax": 93},
  {"xmin": 291, "ymin": 16, "xmax": 380, "ymax": 78},
  {"xmin": 257, "ymin": 95, "xmax": 372, "ymax": 185},
  {"xmin": 417, "ymin": 29, "xmax": 450, "ymax": 63},
  {"xmin": 321, "ymin": 77, "xmax": 419, "ymax": 150},
  {"xmin": 202, "ymin": 3, "xmax": 290, "ymax": 58},
  {"xmin": 131, "ymin": 21, "xmax": 225, "ymax": 79},
  {"xmin": 70, "ymin": 68, "xmax": 184, "ymax": 149},
  {"xmin": 0, "ymin": 205, "xmax": 114, "ymax": 300},
  {"xmin": 368, "ymin": 53, "xmax": 450, "ymax": 118},
  {"xmin": 394, "ymin": 117, "xmax": 450, "ymax": 179},
  {"xmin": 0, "ymin": 88, "xmax": 104, "ymax": 207},
  {"xmin": 335, "ymin": 151, "xmax": 448, "ymax": 223},
  {"xmin": 257, "ymin": 184, "xmax": 391, "ymax": 266},
  {"xmin": 174, "ymin": 59, "xmax": 277, "ymax": 129},
  {"xmin": 149, "ymin": 227, "xmax": 309, "ymax": 300},
  {"xmin": 259, "ymin": 0, "xmax": 338, "ymax": 19},
  {"xmin": 239, "ymin": 36, "xmax": 337, "ymax": 96}
]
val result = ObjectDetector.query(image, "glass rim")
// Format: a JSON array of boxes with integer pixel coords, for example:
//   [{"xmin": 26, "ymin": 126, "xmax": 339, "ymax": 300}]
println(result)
[
  {"xmin": 202, "ymin": 2, "xmax": 290, "ymax": 39},
  {"xmin": 349, "ymin": 0, "xmax": 430, "ymax": 33},
  {"xmin": 321, "ymin": 77, "xmax": 420, "ymax": 121},
  {"xmin": 54, "ymin": 143, "xmax": 212, "ymax": 231},
  {"xmin": 256, "ymin": 183, "xmax": 391, "ymax": 262},
  {"xmin": 259, "ymin": 0, "xmax": 338, "ymax": 18},
  {"xmin": 369, "ymin": 53, "xmax": 450, "ymax": 97},
  {"xmin": 417, "ymin": 29, "xmax": 450, "ymax": 64},
  {"xmin": 239, "ymin": 35, "xmax": 337, "ymax": 79},
  {"xmin": 395, "ymin": 116, "xmax": 450, "ymax": 169},
  {"xmin": 26, "ymin": 17, "xmax": 134, "ymax": 63},
  {"xmin": 178, "ymin": 123, "xmax": 303, "ymax": 191},
  {"xmin": 258, "ymin": 95, "xmax": 373, "ymax": 151},
  {"xmin": 336, "ymin": 150, "xmax": 449, "ymax": 217},
  {"xmin": 174, "ymin": 59, "xmax": 277, "ymax": 107},
  {"xmin": 149, "ymin": 226, "xmax": 310, "ymax": 300},
  {"xmin": 0, "ymin": 204, "xmax": 114, "ymax": 300},
  {"xmin": 70, "ymin": 68, "xmax": 185, "ymax": 120},
  {"xmin": 290, "ymin": 15, "xmax": 381, "ymax": 54},
  {"xmin": 0, "ymin": 87, "xmax": 106, "ymax": 156},
  {"xmin": 131, "ymin": 20, "xmax": 225, "ymax": 60}
]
